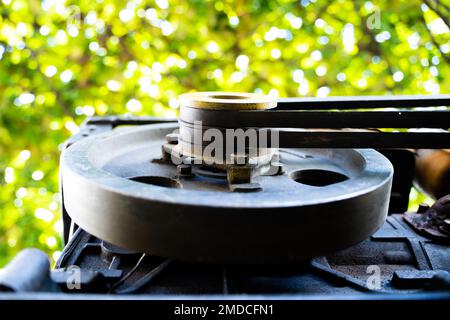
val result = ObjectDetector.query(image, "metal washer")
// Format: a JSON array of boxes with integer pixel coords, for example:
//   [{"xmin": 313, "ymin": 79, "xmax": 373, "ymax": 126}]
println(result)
[{"xmin": 179, "ymin": 91, "xmax": 277, "ymax": 110}]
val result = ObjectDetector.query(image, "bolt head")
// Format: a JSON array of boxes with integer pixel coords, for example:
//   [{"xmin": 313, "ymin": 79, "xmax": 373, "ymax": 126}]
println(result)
[
  {"xmin": 165, "ymin": 133, "xmax": 179, "ymax": 144},
  {"xmin": 270, "ymin": 162, "xmax": 284, "ymax": 175}
]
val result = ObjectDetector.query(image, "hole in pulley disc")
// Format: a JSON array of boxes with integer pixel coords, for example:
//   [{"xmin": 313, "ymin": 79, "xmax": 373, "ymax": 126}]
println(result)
[
  {"xmin": 129, "ymin": 176, "xmax": 181, "ymax": 188},
  {"xmin": 289, "ymin": 169, "xmax": 349, "ymax": 187}
]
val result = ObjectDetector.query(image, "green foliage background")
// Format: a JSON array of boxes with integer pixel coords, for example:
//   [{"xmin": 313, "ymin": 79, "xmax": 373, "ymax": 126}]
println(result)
[{"xmin": 0, "ymin": 0, "xmax": 449, "ymax": 267}]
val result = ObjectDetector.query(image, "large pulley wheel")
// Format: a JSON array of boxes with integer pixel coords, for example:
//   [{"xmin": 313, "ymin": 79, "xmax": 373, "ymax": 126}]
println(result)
[{"xmin": 61, "ymin": 122, "xmax": 393, "ymax": 264}]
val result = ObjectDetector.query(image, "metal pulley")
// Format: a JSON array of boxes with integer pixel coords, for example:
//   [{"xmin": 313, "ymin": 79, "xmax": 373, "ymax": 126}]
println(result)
[{"xmin": 60, "ymin": 92, "xmax": 450, "ymax": 263}]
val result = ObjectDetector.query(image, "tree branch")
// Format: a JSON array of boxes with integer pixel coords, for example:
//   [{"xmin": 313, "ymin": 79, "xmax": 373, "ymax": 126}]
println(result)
[
  {"xmin": 424, "ymin": 0, "xmax": 450, "ymax": 29},
  {"xmin": 420, "ymin": 14, "xmax": 450, "ymax": 64}
]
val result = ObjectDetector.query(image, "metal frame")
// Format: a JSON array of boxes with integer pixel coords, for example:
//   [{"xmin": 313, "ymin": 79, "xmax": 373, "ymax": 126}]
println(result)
[{"xmin": 12, "ymin": 215, "xmax": 446, "ymax": 299}]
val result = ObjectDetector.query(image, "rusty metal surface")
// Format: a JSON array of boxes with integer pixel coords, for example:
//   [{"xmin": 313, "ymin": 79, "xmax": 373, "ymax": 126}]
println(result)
[
  {"xmin": 60, "ymin": 122, "xmax": 393, "ymax": 263},
  {"xmin": 404, "ymin": 194, "xmax": 450, "ymax": 241}
]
